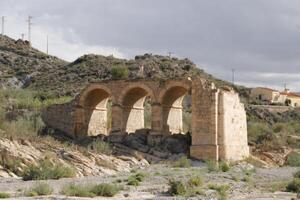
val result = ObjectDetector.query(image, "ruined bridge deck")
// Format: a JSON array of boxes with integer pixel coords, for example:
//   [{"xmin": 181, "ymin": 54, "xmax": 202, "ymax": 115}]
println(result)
[{"xmin": 42, "ymin": 78, "xmax": 249, "ymax": 161}]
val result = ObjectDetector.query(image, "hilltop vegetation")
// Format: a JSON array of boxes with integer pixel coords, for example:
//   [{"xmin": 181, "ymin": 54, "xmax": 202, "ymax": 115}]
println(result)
[{"xmin": 0, "ymin": 35, "xmax": 243, "ymax": 96}]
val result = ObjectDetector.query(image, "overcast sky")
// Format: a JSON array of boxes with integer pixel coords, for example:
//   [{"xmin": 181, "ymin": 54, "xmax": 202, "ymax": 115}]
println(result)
[{"xmin": 1, "ymin": 0, "xmax": 300, "ymax": 91}]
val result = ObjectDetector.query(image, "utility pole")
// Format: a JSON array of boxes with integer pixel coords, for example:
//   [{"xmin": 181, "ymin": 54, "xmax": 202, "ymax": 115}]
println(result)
[
  {"xmin": 27, "ymin": 16, "xmax": 33, "ymax": 43},
  {"xmin": 1, "ymin": 16, "xmax": 5, "ymax": 35},
  {"xmin": 167, "ymin": 52, "xmax": 173, "ymax": 59},
  {"xmin": 21, "ymin": 33, "xmax": 25, "ymax": 40},
  {"xmin": 232, "ymin": 68, "xmax": 235, "ymax": 85},
  {"xmin": 46, "ymin": 35, "xmax": 48, "ymax": 54}
]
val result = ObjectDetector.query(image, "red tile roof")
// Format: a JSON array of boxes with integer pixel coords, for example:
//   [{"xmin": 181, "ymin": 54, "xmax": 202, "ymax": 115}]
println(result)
[{"xmin": 255, "ymin": 87, "xmax": 278, "ymax": 92}]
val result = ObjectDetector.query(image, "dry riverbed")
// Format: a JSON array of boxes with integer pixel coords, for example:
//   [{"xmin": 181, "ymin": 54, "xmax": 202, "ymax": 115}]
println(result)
[{"xmin": 0, "ymin": 162, "xmax": 298, "ymax": 200}]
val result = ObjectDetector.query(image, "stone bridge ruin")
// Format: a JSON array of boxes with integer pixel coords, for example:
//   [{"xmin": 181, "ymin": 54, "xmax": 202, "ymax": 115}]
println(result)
[{"xmin": 42, "ymin": 78, "xmax": 249, "ymax": 161}]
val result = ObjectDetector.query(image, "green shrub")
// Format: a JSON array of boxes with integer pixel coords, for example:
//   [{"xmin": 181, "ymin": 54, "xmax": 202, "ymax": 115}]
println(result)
[
  {"xmin": 219, "ymin": 162, "xmax": 230, "ymax": 172},
  {"xmin": 205, "ymin": 159, "xmax": 218, "ymax": 172},
  {"xmin": 87, "ymin": 139, "xmax": 112, "ymax": 155},
  {"xmin": 173, "ymin": 156, "xmax": 191, "ymax": 168},
  {"xmin": 61, "ymin": 183, "xmax": 120, "ymax": 197},
  {"xmin": 187, "ymin": 176, "xmax": 203, "ymax": 187},
  {"xmin": 208, "ymin": 184, "xmax": 229, "ymax": 200},
  {"xmin": 294, "ymin": 170, "xmax": 300, "ymax": 179},
  {"xmin": 286, "ymin": 152, "xmax": 300, "ymax": 167},
  {"xmin": 111, "ymin": 66, "xmax": 129, "ymax": 79},
  {"xmin": 25, "ymin": 182, "xmax": 53, "ymax": 197},
  {"xmin": 127, "ymin": 173, "xmax": 147, "ymax": 186},
  {"xmin": 90, "ymin": 183, "xmax": 120, "ymax": 197},
  {"xmin": 61, "ymin": 183, "xmax": 95, "ymax": 198},
  {"xmin": 22, "ymin": 159, "xmax": 75, "ymax": 180},
  {"xmin": 248, "ymin": 123, "xmax": 273, "ymax": 143},
  {"xmin": 127, "ymin": 176, "xmax": 140, "ymax": 186},
  {"xmin": 273, "ymin": 123, "xmax": 284, "ymax": 133},
  {"xmin": 286, "ymin": 178, "xmax": 300, "ymax": 193},
  {"xmin": 0, "ymin": 192, "xmax": 10, "ymax": 198},
  {"xmin": 169, "ymin": 180, "xmax": 186, "ymax": 196}
]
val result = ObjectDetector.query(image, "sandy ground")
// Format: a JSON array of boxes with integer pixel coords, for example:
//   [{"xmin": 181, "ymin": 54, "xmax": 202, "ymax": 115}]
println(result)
[{"xmin": 0, "ymin": 162, "xmax": 298, "ymax": 200}]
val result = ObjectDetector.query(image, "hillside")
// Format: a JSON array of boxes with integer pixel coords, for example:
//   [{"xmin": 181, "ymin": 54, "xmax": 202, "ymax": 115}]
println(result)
[
  {"xmin": 0, "ymin": 35, "xmax": 244, "ymax": 96},
  {"xmin": 0, "ymin": 35, "xmax": 67, "ymax": 89}
]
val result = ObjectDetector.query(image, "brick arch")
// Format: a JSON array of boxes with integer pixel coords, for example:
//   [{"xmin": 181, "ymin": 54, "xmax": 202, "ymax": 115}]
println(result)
[
  {"xmin": 158, "ymin": 81, "xmax": 192, "ymax": 135},
  {"xmin": 78, "ymin": 84, "xmax": 114, "ymax": 107},
  {"xmin": 76, "ymin": 84, "xmax": 113, "ymax": 136},
  {"xmin": 119, "ymin": 83, "xmax": 155, "ymax": 104},
  {"xmin": 119, "ymin": 83, "xmax": 155, "ymax": 133}
]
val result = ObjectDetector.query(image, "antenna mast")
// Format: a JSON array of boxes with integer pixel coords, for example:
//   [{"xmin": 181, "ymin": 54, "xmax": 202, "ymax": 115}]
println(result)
[
  {"xmin": 27, "ymin": 16, "xmax": 33, "ymax": 43},
  {"xmin": 1, "ymin": 16, "xmax": 5, "ymax": 35}
]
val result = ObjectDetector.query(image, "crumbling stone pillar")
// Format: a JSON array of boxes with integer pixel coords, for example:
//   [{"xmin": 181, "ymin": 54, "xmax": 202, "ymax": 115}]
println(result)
[
  {"xmin": 111, "ymin": 103, "xmax": 123, "ymax": 133},
  {"xmin": 148, "ymin": 102, "xmax": 163, "ymax": 146},
  {"xmin": 190, "ymin": 80, "xmax": 219, "ymax": 161}
]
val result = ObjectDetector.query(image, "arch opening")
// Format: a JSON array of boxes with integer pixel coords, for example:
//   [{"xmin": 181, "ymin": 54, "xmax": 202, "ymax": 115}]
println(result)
[
  {"xmin": 162, "ymin": 86, "xmax": 191, "ymax": 135},
  {"xmin": 122, "ymin": 87, "xmax": 152, "ymax": 133},
  {"xmin": 82, "ymin": 88, "xmax": 111, "ymax": 136}
]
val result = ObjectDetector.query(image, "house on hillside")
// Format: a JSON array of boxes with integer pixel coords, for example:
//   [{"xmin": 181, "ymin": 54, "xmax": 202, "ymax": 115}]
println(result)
[
  {"xmin": 280, "ymin": 89, "xmax": 300, "ymax": 107},
  {"xmin": 250, "ymin": 87, "xmax": 284, "ymax": 104},
  {"xmin": 251, "ymin": 87, "xmax": 300, "ymax": 107}
]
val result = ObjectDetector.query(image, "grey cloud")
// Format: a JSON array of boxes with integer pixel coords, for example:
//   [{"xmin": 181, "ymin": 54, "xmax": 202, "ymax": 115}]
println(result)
[{"xmin": 1, "ymin": 0, "xmax": 300, "ymax": 90}]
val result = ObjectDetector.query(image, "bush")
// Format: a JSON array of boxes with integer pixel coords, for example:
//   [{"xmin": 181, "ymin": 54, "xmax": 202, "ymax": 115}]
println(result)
[
  {"xmin": 61, "ymin": 183, "xmax": 120, "ymax": 197},
  {"xmin": 111, "ymin": 66, "xmax": 129, "ymax": 79},
  {"xmin": 127, "ymin": 172, "xmax": 148, "ymax": 186},
  {"xmin": 219, "ymin": 162, "xmax": 230, "ymax": 172},
  {"xmin": 173, "ymin": 156, "xmax": 191, "ymax": 168},
  {"xmin": 0, "ymin": 192, "xmax": 10, "ymax": 199},
  {"xmin": 294, "ymin": 170, "xmax": 300, "ymax": 179},
  {"xmin": 169, "ymin": 180, "xmax": 186, "ymax": 196},
  {"xmin": 205, "ymin": 159, "xmax": 218, "ymax": 172},
  {"xmin": 22, "ymin": 159, "xmax": 75, "ymax": 180},
  {"xmin": 61, "ymin": 183, "xmax": 95, "ymax": 198},
  {"xmin": 286, "ymin": 152, "xmax": 300, "ymax": 167},
  {"xmin": 87, "ymin": 139, "xmax": 112, "ymax": 155},
  {"xmin": 286, "ymin": 178, "xmax": 300, "ymax": 193},
  {"xmin": 208, "ymin": 184, "xmax": 229, "ymax": 200},
  {"xmin": 248, "ymin": 123, "xmax": 273, "ymax": 143},
  {"xmin": 25, "ymin": 182, "xmax": 53, "ymax": 197},
  {"xmin": 187, "ymin": 176, "xmax": 203, "ymax": 187},
  {"xmin": 90, "ymin": 183, "xmax": 120, "ymax": 197}
]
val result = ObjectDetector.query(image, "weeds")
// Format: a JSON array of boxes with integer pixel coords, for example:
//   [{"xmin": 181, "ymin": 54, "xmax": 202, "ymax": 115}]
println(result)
[
  {"xmin": 0, "ymin": 192, "xmax": 10, "ymax": 199},
  {"xmin": 208, "ymin": 184, "xmax": 229, "ymax": 200},
  {"xmin": 173, "ymin": 156, "xmax": 191, "ymax": 168},
  {"xmin": 61, "ymin": 183, "xmax": 120, "ymax": 197},
  {"xmin": 87, "ymin": 139, "xmax": 112, "ymax": 155},
  {"xmin": 24, "ymin": 182, "xmax": 53, "ymax": 197},
  {"xmin": 168, "ymin": 180, "xmax": 186, "ymax": 196},
  {"xmin": 22, "ymin": 159, "xmax": 75, "ymax": 180}
]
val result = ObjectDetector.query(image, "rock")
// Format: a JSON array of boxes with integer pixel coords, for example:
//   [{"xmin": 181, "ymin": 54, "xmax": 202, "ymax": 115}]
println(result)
[
  {"xmin": 123, "ymin": 133, "xmax": 150, "ymax": 153},
  {"xmin": 246, "ymin": 155, "xmax": 270, "ymax": 168},
  {"xmin": 163, "ymin": 134, "xmax": 190, "ymax": 154}
]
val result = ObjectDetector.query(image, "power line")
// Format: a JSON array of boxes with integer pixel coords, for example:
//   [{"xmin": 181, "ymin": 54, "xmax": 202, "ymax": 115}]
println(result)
[
  {"xmin": 27, "ymin": 15, "xmax": 33, "ymax": 43},
  {"xmin": 1, "ymin": 16, "xmax": 5, "ymax": 35}
]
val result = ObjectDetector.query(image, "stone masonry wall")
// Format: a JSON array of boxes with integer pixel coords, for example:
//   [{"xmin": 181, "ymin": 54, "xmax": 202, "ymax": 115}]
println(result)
[
  {"xmin": 42, "ymin": 78, "xmax": 249, "ymax": 161},
  {"xmin": 218, "ymin": 90, "xmax": 249, "ymax": 160},
  {"xmin": 41, "ymin": 100, "xmax": 76, "ymax": 138}
]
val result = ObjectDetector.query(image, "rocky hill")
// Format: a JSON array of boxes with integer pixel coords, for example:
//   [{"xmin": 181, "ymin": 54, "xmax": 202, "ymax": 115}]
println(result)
[
  {"xmin": 0, "ymin": 35, "xmax": 244, "ymax": 96},
  {"xmin": 0, "ymin": 35, "xmax": 67, "ymax": 90}
]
